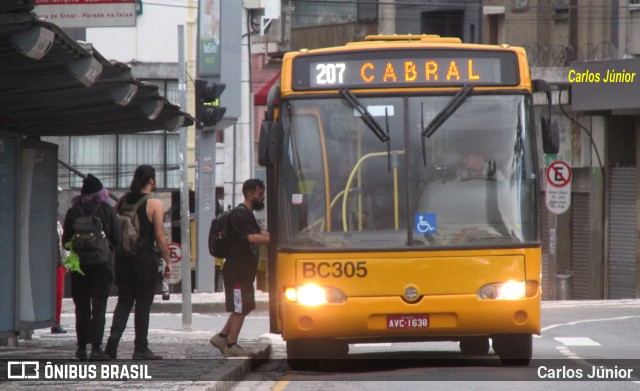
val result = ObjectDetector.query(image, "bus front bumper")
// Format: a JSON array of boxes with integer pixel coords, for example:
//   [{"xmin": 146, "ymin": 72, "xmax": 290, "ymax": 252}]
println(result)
[{"xmin": 281, "ymin": 294, "xmax": 540, "ymax": 342}]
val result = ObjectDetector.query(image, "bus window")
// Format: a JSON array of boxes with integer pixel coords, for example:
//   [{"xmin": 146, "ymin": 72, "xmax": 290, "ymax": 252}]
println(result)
[
  {"xmin": 281, "ymin": 111, "xmax": 328, "ymax": 233},
  {"xmin": 277, "ymin": 94, "xmax": 537, "ymax": 250},
  {"xmin": 409, "ymin": 94, "xmax": 538, "ymax": 246},
  {"xmin": 278, "ymin": 98, "xmax": 407, "ymax": 249}
]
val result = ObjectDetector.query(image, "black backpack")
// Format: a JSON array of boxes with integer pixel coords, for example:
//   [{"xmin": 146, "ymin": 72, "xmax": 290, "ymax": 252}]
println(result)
[
  {"xmin": 208, "ymin": 208, "xmax": 236, "ymax": 258},
  {"xmin": 71, "ymin": 205, "xmax": 110, "ymax": 267}
]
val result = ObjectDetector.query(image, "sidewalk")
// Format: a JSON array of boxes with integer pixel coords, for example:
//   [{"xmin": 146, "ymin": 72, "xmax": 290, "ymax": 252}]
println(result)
[
  {"xmin": 0, "ymin": 292, "xmax": 273, "ymax": 391},
  {"xmin": 61, "ymin": 291, "xmax": 270, "ymax": 315}
]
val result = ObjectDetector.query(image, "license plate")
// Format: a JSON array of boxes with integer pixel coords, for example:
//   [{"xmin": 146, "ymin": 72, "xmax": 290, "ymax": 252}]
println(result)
[{"xmin": 387, "ymin": 314, "xmax": 429, "ymax": 329}]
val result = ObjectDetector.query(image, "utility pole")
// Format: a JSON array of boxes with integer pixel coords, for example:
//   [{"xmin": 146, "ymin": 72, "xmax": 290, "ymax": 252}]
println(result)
[
  {"xmin": 224, "ymin": 3, "xmax": 252, "ymax": 212},
  {"xmin": 178, "ymin": 24, "xmax": 193, "ymax": 330},
  {"xmin": 378, "ymin": 0, "xmax": 396, "ymax": 35},
  {"xmin": 195, "ymin": 0, "xmax": 242, "ymax": 292}
]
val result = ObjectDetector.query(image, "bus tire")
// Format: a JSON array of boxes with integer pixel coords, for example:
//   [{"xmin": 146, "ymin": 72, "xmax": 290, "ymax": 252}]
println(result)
[
  {"xmin": 459, "ymin": 336, "xmax": 490, "ymax": 355},
  {"xmin": 492, "ymin": 333, "xmax": 532, "ymax": 365}
]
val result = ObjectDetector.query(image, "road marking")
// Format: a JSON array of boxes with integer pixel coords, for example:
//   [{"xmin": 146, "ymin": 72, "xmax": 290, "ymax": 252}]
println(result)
[
  {"xmin": 543, "ymin": 299, "xmax": 640, "ymax": 308},
  {"xmin": 554, "ymin": 337, "xmax": 601, "ymax": 346},
  {"xmin": 542, "ymin": 315, "xmax": 640, "ymax": 333},
  {"xmin": 543, "ymin": 317, "xmax": 638, "ymax": 363},
  {"xmin": 273, "ymin": 375, "xmax": 291, "ymax": 391},
  {"xmin": 353, "ymin": 343, "xmax": 392, "ymax": 347},
  {"xmin": 554, "ymin": 346, "xmax": 591, "ymax": 363}
]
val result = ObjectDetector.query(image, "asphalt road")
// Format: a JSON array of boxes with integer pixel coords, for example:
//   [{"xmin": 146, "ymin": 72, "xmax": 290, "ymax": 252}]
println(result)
[{"xmin": 229, "ymin": 300, "xmax": 640, "ymax": 391}]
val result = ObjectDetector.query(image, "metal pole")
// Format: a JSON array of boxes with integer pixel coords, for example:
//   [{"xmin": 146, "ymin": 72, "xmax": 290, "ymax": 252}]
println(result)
[
  {"xmin": 232, "ymin": 123, "xmax": 237, "ymax": 208},
  {"xmin": 178, "ymin": 24, "xmax": 192, "ymax": 330}
]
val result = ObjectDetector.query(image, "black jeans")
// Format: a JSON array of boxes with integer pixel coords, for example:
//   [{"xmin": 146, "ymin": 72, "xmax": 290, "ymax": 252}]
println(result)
[
  {"xmin": 70, "ymin": 264, "xmax": 113, "ymax": 348},
  {"xmin": 109, "ymin": 261, "xmax": 157, "ymax": 351}
]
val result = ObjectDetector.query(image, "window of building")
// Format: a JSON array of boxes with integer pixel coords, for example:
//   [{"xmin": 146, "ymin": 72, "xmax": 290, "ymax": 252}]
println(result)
[
  {"xmin": 68, "ymin": 79, "xmax": 181, "ymax": 190},
  {"xmin": 421, "ymin": 10, "xmax": 464, "ymax": 40},
  {"xmin": 552, "ymin": 0, "xmax": 569, "ymax": 21},
  {"xmin": 357, "ymin": 0, "xmax": 377, "ymax": 22},
  {"xmin": 293, "ymin": 0, "xmax": 357, "ymax": 28},
  {"xmin": 512, "ymin": 0, "xmax": 529, "ymax": 10}
]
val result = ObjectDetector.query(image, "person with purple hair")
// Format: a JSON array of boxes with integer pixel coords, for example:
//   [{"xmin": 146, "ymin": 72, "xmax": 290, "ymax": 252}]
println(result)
[{"xmin": 62, "ymin": 174, "xmax": 120, "ymax": 361}]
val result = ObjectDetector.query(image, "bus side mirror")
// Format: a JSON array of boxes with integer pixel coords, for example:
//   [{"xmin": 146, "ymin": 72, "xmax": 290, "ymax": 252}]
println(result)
[
  {"xmin": 532, "ymin": 79, "xmax": 559, "ymax": 154},
  {"xmin": 540, "ymin": 116, "xmax": 559, "ymax": 154},
  {"xmin": 532, "ymin": 79, "xmax": 551, "ymax": 95},
  {"xmin": 258, "ymin": 120, "xmax": 282, "ymax": 166}
]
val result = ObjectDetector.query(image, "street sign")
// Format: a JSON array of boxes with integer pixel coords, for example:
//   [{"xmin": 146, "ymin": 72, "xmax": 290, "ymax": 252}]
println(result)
[
  {"xmin": 545, "ymin": 160, "xmax": 572, "ymax": 214},
  {"xmin": 546, "ymin": 160, "xmax": 572, "ymax": 187},
  {"xmin": 168, "ymin": 242, "xmax": 182, "ymax": 284}
]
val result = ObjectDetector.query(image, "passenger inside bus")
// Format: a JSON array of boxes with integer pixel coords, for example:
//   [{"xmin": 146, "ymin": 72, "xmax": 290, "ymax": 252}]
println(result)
[{"xmin": 456, "ymin": 151, "xmax": 506, "ymax": 182}]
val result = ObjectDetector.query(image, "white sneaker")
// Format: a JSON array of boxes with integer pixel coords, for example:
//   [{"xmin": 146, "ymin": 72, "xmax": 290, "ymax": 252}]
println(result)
[
  {"xmin": 209, "ymin": 334, "xmax": 227, "ymax": 355},
  {"xmin": 223, "ymin": 343, "xmax": 253, "ymax": 358}
]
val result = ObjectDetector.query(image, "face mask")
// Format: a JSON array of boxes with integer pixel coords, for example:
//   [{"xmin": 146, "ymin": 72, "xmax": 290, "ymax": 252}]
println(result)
[{"xmin": 252, "ymin": 200, "xmax": 265, "ymax": 211}]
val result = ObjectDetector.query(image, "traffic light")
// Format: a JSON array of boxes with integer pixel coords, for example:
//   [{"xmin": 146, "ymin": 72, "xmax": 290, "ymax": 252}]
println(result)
[{"xmin": 195, "ymin": 79, "xmax": 226, "ymax": 129}]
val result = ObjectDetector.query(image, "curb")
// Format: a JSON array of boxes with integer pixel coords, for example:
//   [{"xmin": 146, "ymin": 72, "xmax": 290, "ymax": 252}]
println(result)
[{"xmin": 180, "ymin": 338, "xmax": 273, "ymax": 391}]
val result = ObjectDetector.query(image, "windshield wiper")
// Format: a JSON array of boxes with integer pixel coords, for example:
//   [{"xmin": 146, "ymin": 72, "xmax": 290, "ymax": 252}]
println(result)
[
  {"xmin": 340, "ymin": 88, "xmax": 392, "ymax": 170},
  {"xmin": 421, "ymin": 84, "xmax": 473, "ymax": 166}
]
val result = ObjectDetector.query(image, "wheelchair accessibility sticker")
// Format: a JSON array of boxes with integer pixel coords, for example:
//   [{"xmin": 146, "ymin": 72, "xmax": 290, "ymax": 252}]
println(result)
[{"xmin": 414, "ymin": 213, "xmax": 436, "ymax": 235}]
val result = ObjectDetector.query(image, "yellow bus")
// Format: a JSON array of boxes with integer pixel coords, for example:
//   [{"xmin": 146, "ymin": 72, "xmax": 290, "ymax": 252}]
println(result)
[{"xmin": 259, "ymin": 35, "xmax": 548, "ymax": 369}]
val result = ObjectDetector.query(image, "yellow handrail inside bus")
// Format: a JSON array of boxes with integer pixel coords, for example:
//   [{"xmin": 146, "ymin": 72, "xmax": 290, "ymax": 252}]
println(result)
[
  {"xmin": 302, "ymin": 188, "xmax": 356, "ymax": 233},
  {"xmin": 341, "ymin": 150, "xmax": 405, "ymax": 232}
]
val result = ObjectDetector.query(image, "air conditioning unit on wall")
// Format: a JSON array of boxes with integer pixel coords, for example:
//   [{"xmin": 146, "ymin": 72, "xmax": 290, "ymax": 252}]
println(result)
[
  {"xmin": 243, "ymin": 0, "xmax": 263, "ymax": 9},
  {"xmin": 243, "ymin": 0, "xmax": 280, "ymax": 19}
]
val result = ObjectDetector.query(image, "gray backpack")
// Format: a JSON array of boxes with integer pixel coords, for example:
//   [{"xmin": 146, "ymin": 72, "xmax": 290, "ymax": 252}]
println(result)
[{"xmin": 116, "ymin": 194, "xmax": 151, "ymax": 256}]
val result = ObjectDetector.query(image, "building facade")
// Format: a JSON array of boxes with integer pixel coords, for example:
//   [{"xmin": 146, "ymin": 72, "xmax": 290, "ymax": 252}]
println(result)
[{"xmin": 481, "ymin": 0, "xmax": 640, "ymax": 300}]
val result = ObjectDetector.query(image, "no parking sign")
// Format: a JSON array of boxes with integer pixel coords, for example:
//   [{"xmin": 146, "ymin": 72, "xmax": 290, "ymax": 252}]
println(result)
[
  {"xmin": 545, "ymin": 160, "xmax": 572, "ymax": 215},
  {"xmin": 168, "ymin": 242, "xmax": 182, "ymax": 284}
]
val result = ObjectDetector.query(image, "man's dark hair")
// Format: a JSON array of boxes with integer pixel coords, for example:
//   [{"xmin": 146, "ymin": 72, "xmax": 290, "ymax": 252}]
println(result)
[
  {"xmin": 242, "ymin": 178, "xmax": 265, "ymax": 197},
  {"xmin": 130, "ymin": 164, "xmax": 156, "ymax": 194}
]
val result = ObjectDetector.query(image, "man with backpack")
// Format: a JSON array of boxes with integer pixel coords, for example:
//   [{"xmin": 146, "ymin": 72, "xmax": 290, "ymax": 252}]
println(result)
[
  {"xmin": 105, "ymin": 165, "xmax": 172, "ymax": 360},
  {"xmin": 210, "ymin": 178, "xmax": 270, "ymax": 358},
  {"xmin": 62, "ymin": 174, "xmax": 120, "ymax": 361}
]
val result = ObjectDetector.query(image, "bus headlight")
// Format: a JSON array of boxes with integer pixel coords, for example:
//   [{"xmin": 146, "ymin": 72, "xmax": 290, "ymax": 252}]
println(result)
[
  {"xmin": 285, "ymin": 284, "xmax": 347, "ymax": 306},
  {"xmin": 477, "ymin": 280, "xmax": 526, "ymax": 300}
]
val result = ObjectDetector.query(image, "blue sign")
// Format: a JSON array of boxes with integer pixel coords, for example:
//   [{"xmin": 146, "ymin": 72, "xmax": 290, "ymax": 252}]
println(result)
[{"xmin": 414, "ymin": 213, "xmax": 436, "ymax": 235}]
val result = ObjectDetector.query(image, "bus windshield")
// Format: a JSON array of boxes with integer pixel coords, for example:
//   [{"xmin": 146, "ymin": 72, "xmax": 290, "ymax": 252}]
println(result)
[{"xmin": 277, "ymin": 93, "xmax": 539, "ymax": 251}]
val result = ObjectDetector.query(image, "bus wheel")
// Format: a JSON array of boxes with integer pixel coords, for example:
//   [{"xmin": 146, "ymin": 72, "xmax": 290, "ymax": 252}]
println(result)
[
  {"xmin": 286, "ymin": 339, "xmax": 349, "ymax": 371},
  {"xmin": 459, "ymin": 337, "xmax": 490, "ymax": 355},
  {"xmin": 492, "ymin": 334, "xmax": 532, "ymax": 365}
]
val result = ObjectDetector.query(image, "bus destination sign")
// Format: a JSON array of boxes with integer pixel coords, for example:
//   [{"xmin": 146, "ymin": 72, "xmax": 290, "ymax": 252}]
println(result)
[{"xmin": 292, "ymin": 49, "xmax": 519, "ymax": 90}]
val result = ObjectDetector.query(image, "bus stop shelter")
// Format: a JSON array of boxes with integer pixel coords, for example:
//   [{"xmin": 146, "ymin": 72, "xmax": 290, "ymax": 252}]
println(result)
[{"xmin": 0, "ymin": 0, "xmax": 193, "ymax": 343}]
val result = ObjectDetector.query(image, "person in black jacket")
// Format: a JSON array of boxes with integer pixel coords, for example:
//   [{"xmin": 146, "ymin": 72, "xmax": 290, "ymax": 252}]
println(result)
[
  {"xmin": 62, "ymin": 174, "xmax": 119, "ymax": 361},
  {"xmin": 105, "ymin": 165, "xmax": 172, "ymax": 360}
]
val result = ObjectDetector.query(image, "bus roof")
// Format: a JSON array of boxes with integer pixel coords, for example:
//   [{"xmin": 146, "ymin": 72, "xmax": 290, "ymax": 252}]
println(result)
[
  {"xmin": 359, "ymin": 34, "xmax": 463, "ymax": 43},
  {"xmin": 290, "ymin": 35, "xmax": 524, "ymax": 56}
]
